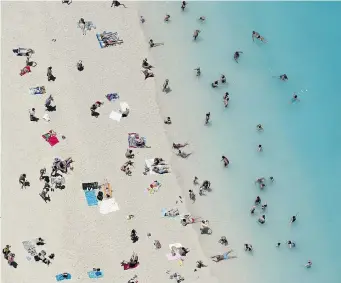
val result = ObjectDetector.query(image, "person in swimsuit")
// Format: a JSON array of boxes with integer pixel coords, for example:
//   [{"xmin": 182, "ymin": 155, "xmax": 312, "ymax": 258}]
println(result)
[
  {"xmin": 221, "ymin": 74, "xmax": 226, "ymax": 84},
  {"xmin": 211, "ymin": 80, "xmax": 218, "ymax": 88},
  {"xmin": 181, "ymin": 1, "xmax": 187, "ymax": 11},
  {"xmin": 234, "ymin": 51, "xmax": 243, "ymax": 63},
  {"xmin": 164, "ymin": 14, "xmax": 170, "ymax": 22},
  {"xmin": 252, "ymin": 31, "xmax": 267, "ymax": 43},
  {"xmin": 305, "ymin": 260, "xmax": 312, "ymax": 268},
  {"xmin": 221, "ymin": 156, "xmax": 229, "ymax": 167},
  {"xmin": 211, "ymin": 250, "xmax": 237, "ymax": 262},
  {"xmin": 205, "ymin": 112, "xmax": 211, "ymax": 125},
  {"xmin": 193, "ymin": 30, "xmax": 200, "ymax": 40},
  {"xmin": 194, "ymin": 67, "xmax": 201, "ymax": 76},
  {"xmin": 291, "ymin": 93, "xmax": 300, "ymax": 103},
  {"xmin": 279, "ymin": 74, "xmax": 288, "ymax": 81}
]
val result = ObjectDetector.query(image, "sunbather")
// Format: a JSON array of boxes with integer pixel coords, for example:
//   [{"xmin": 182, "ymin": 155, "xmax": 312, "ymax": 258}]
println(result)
[
  {"xmin": 142, "ymin": 58, "xmax": 153, "ymax": 70},
  {"xmin": 172, "ymin": 142, "xmax": 188, "ymax": 149},
  {"xmin": 153, "ymin": 166, "xmax": 170, "ymax": 174},
  {"xmin": 142, "ymin": 69, "xmax": 154, "ymax": 80},
  {"xmin": 164, "ymin": 208, "xmax": 179, "ymax": 217},
  {"xmin": 211, "ymin": 250, "xmax": 237, "ymax": 262},
  {"xmin": 177, "ymin": 150, "xmax": 192, "ymax": 158}
]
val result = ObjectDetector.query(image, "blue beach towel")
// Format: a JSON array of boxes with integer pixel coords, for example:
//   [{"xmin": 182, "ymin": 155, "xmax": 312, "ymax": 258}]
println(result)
[
  {"xmin": 56, "ymin": 273, "xmax": 71, "ymax": 281},
  {"xmin": 85, "ymin": 190, "xmax": 98, "ymax": 206},
  {"xmin": 88, "ymin": 271, "xmax": 104, "ymax": 279}
]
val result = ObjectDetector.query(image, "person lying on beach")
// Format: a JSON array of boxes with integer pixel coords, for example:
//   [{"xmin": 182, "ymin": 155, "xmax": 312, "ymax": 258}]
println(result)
[
  {"xmin": 153, "ymin": 158, "xmax": 166, "ymax": 166},
  {"xmin": 177, "ymin": 150, "xmax": 192, "ymax": 158},
  {"xmin": 164, "ymin": 208, "xmax": 179, "ymax": 217},
  {"xmin": 234, "ymin": 51, "xmax": 243, "ymax": 63},
  {"xmin": 164, "ymin": 116, "xmax": 172, "ymax": 124},
  {"xmin": 121, "ymin": 160, "xmax": 134, "ymax": 176},
  {"xmin": 142, "ymin": 69, "xmax": 154, "ymax": 80},
  {"xmin": 221, "ymin": 74, "xmax": 226, "ymax": 84},
  {"xmin": 193, "ymin": 30, "xmax": 200, "ymax": 40},
  {"xmin": 221, "ymin": 156, "xmax": 229, "ymax": 167},
  {"xmin": 200, "ymin": 180, "xmax": 211, "ymax": 191},
  {"xmin": 125, "ymin": 149, "xmax": 135, "ymax": 159},
  {"xmin": 211, "ymin": 250, "xmax": 236, "ymax": 262},
  {"xmin": 152, "ymin": 166, "xmax": 170, "ymax": 174},
  {"xmin": 111, "ymin": 1, "xmax": 127, "ymax": 8},
  {"xmin": 181, "ymin": 1, "xmax": 187, "ymax": 11},
  {"xmin": 142, "ymin": 58, "xmax": 153, "ymax": 70},
  {"xmin": 13, "ymin": 47, "xmax": 34, "ymax": 57},
  {"xmin": 172, "ymin": 142, "xmax": 188, "ymax": 149},
  {"xmin": 164, "ymin": 14, "xmax": 170, "ymax": 22},
  {"xmin": 205, "ymin": 112, "xmax": 211, "ymax": 125},
  {"xmin": 149, "ymin": 39, "xmax": 163, "ymax": 48},
  {"xmin": 252, "ymin": 31, "xmax": 267, "ymax": 43},
  {"xmin": 211, "ymin": 80, "xmax": 218, "ymax": 88},
  {"xmin": 194, "ymin": 67, "xmax": 201, "ymax": 76}
]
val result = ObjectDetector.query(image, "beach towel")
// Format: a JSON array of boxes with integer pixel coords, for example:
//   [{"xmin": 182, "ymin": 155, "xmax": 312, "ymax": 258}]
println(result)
[
  {"xmin": 56, "ymin": 273, "xmax": 71, "ymax": 281},
  {"xmin": 145, "ymin": 181, "xmax": 161, "ymax": 194},
  {"xmin": 88, "ymin": 271, "xmax": 103, "ymax": 279},
  {"xmin": 96, "ymin": 32, "xmax": 123, "ymax": 48},
  {"xmin": 85, "ymin": 190, "xmax": 98, "ymax": 206},
  {"xmin": 43, "ymin": 113, "xmax": 51, "ymax": 122},
  {"xmin": 128, "ymin": 133, "xmax": 147, "ymax": 148},
  {"xmin": 29, "ymin": 86, "xmax": 46, "ymax": 95},
  {"xmin": 99, "ymin": 198, "xmax": 120, "ymax": 214},
  {"xmin": 145, "ymin": 159, "xmax": 156, "ymax": 175},
  {"xmin": 106, "ymin": 93, "xmax": 119, "ymax": 102},
  {"xmin": 22, "ymin": 241, "xmax": 37, "ymax": 256},
  {"xmin": 169, "ymin": 243, "xmax": 182, "ymax": 250},
  {"xmin": 82, "ymin": 182, "xmax": 98, "ymax": 191},
  {"xmin": 100, "ymin": 182, "xmax": 113, "ymax": 199},
  {"xmin": 166, "ymin": 253, "xmax": 183, "ymax": 261},
  {"xmin": 20, "ymin": 66, "xmax": 31, "ymax": 76},
  {"xmin": 120, "ymin": 102, "xmax": 129, "ymax": 112},
  {"xmin": 123, "ymin": 263, "xmax": 139, "ymax": 270},
  {"xmin": 42, "ymin": 130, "xmax": 59, "ymax": 147},
  {"xmin": 109, "ymin": 111, "xmax": 122, "ymax": 122}
]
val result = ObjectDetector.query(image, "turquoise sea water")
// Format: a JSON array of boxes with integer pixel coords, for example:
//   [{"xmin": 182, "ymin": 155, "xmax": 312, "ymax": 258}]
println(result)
[{"xmin": 139, "ymin": 2, "xmax": 341, "ymax": 283}]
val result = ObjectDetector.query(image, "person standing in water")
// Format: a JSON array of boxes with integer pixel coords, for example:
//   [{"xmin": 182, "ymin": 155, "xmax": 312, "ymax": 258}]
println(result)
[
  {"xmin": 290, "ymin": 214, "xmax": 298, "ymax": 224},
  {"xmin": 193, "ymin": 30, "xmax": 200, "ymax": 40},
  {"xmin": 305, "ymin": 260, "xmax": 312, "ymax": 268},
  {"xmin": 234, "ymin": 51, "xmax": 243, "ymax": 63},
  {"xmin": 162, "ymin": 79, "xmax": 169, "ymax": 92},
  {"xmin": 205, "ymin": 112, "xmax": 211, "ymax": 125},
  {"xmin": 257, "ymin": 124, "xmax": 264, "ymax": 131},
  {"xmin": 181, "ymin": 1, "xmax": 187, "ymax": 11},
  {"xmin": 194, "ymin": 67, "xmax": 201, "ymax": 76},
  {"xmin": 199, "ymin": 16, "xmax": 206, "ymax": 22},
  {"xmin": 291, "ymin": 93, "xmax": 300, "ymax": 103},
  {"xmin": 140, "ymin": 16, "xmax": 146, "ymax": 23},
  {"xmin": 258, "ymin": 144, "xmax": 263, "ymax": 152},
  {"xmin": 221, "ymin": 156, "xmax": 229, "ymax": 167},
  {"xmin": 221, "ymin": 74, "xmax": 226, "ymax": 84},
  {"xmin": 276, "ymin": 74, "xmax": 288, "ymax": 81},
  {"xmin": 223, "ymin": 92, "xmax": 229, "ymax": 107}
]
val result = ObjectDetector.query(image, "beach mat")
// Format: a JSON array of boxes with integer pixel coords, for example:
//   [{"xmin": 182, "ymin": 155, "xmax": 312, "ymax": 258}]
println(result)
[
  {"xmin": 99, "ymin": 198, "xmax": 120, "ymax": 215},
  {"xmin": 85, "ymin": 190, "xmax": 98, "ymax": 206},
  {"xmin": 109, "ymin": 111, "xmax": 122, "ymax": 122},
  {"xmin": 88, "ymin": 271, "xmax": 103, "ymax": 279},
  {"xmin": 56, "ymin": 274, "xmax": 71, "ymax": 281}
]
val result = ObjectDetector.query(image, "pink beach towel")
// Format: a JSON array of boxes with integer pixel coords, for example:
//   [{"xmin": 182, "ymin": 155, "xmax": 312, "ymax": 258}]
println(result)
[
  {"xmin": 166, "ymin": 253, "xmax": 183, "ymax": 261},
  {"xmin": 48, "ymin": 136, "xmax": 59, "ymax": 146}
]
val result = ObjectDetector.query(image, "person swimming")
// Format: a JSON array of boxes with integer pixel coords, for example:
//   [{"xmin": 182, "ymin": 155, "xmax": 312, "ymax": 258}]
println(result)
[
  {"xmin": 193, "ymin": 29, "xmax": 200, "ymax": 40},
  {"xmin": 211, "ymin": 250, "xmax": 237, "ymax": 262},
  {"xmin": 279, "ymin": 74, "xmax": 288, "ymax": 81},
  {"xmin": 252, "ymin": 31, "xmax": 267, "ymax": 43},
  {"xmin": 305, "ymin": 260, "xmax": 312, "ymax": 268},
  {"xmin": 234, "ymin": 51, "xmax": 243, "ymax": 62},
  {"xmin": 291, "ymin": 93, "xmax": 300, "ymax": 103}
]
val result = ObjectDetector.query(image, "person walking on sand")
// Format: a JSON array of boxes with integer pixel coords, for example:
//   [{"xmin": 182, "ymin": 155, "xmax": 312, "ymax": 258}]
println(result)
[
  {"xmin": 162, "ymin": 79, "xmax": 169, "ymax": 92},
  {"xmin": 181, "ymin": 1, "xmax": 187, "ymax": 11},
  {"xmin": 221, "ymin": 156, "xmax": 229, "ymax": 167},
  {"xmin": 47, "ymin": 66, "xmax": 56, "ymax": 81},
  {"xmin": 193, "ymin": 29, "xmax": 200, "ymax": 40},
  {"xmin": 111, "ymin": 1, "xmax": 127, "ymax": 8},
  {"xmin": 194, "ymin": 67, "xmax": 201, "ymax": 76},
  {"xmin": 205, "ymin": 112, "xmax": 211, "ymax": 125},
  {"xmin": 19, "ymin": 173, "xmax": 28, "ymax": 189},
  {"xmin": 234, "ymin": 51, "xmax": 243, "ymax": 63}
]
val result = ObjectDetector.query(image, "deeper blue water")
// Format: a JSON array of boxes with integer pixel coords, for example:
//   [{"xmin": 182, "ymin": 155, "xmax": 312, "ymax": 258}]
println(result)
[{"xmin": 139, "ymin": 2, "xmax": 341, "ymax": 283}]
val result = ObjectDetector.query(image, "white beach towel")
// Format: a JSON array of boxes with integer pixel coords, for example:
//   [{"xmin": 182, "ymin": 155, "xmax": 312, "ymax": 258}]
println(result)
[
  {"xmin": 120, "ymin": 102, "xmax": 129, "ymax": 112},
  {"xmin": 109, "ymin": 111, "xmax": 122, "ymax": 122},
  {"xmin": 145, "ymin": 159, "xmax": 156, "ymax": 175},
  {"xmin": 99, "ymin": 198, "xmax": 120, "ymax": 214},
  {"xmin": 42, "ymin": 113, "xmax": 51, "ymax": 122}
]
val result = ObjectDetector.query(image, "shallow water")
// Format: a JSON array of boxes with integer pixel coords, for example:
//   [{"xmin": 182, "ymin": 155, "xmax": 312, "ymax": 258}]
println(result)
[{"xmin": 139, "ymin": 2, "xmax": 341, "ymax": 283}]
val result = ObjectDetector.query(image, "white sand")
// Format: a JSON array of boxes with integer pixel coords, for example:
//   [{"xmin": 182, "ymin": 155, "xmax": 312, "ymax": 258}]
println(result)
[{"xmin": 1, "ymin": 2, "xmax": 219, "ymax": 283}]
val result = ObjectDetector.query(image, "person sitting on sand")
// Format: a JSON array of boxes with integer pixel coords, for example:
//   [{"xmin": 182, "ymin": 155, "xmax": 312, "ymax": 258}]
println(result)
[
  {"xmin": 211, "ymin": 80, "xmax": 218, "ymax": 88},
  {"xmin": 125, "ymin": 149, "xmax": 135, "ymax": 159},
  {"xmin": 211, "ymin": 250, "xmax": 237, "ymax": 262},
  {"xmin": 142, "ymin": 58, "xmax": 153, "ymax": 70},
  {"xmin": 291, "ymin": 93, "xmax": 300, "ymax": 103},
  {"xmin": 164, "ymin": 117, "xmax": 172, "ymax": 124},
  {"xmin": 252, "ymin": 31, "xmax": 267, "ymax": 43},
  {"xmin": 234, "ymin": 51, "xmax": 243, "ymax": 63},
  {"xmin": 142, "ymin": 69, "xmax": 154, "ymax": 80},
  {"xmin": 193, "ymin": 30, "xmax": 200, "ymax": 40}
]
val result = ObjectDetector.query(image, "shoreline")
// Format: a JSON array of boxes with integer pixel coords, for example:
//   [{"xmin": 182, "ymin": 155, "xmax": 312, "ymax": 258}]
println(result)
[{"xmin": 2, "ymin": 2, "xmax": 219, "ymax": 283}]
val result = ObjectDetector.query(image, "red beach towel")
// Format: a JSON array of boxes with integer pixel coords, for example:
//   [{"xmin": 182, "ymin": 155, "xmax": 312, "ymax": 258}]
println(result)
[
  {"xmin": 48, "ymin": 136, "xmax": 59, "ymax": 147},
  {"xmin": 123, "ymin": 263, "xmax": 139, "ymax": 270}
]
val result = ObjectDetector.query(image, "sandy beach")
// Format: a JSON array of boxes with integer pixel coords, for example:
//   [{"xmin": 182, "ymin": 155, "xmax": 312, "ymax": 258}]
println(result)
[{"xmin": 1, "ymin": 2, "xmax": 219, "ymax": 283}]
